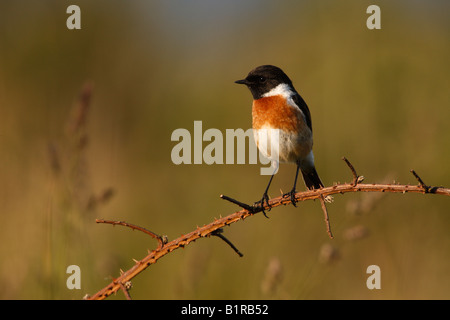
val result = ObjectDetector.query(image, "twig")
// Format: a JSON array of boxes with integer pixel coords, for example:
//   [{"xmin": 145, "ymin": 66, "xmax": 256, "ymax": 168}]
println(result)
[
  {"xmin": 95, "ymin": 219, "xmax": 167, "ymax": 249},
  {"xmin": 212, "ymin": 228, "xmax": 244, "ymax": 257},
  {"xmin": 119, "ymin": 282, "xmax": 132, "ymax": 300},
  {"xmin": 219, "ymin": 194, "xmax": 258, "ymax": 212},
  {"xmin": 319, "ymin": 195, "xmax": 333, "ymax": 239},
  {"xmin": 410, "ymin": 170, "xmax": 429, "ymax": 193},
  {"xmin": 342, "ymin": 157, "xmax": 362, "ymax": 186},
  {"xmin": 87, "ymin": 158, "xmax": 449, "ymax": 300}
]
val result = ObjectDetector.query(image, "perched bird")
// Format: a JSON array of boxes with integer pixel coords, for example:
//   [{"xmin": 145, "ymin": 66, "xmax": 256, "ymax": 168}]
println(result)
[{"xmin": 235, "ymin": 65, "xmax": 325, "ymax": 215}]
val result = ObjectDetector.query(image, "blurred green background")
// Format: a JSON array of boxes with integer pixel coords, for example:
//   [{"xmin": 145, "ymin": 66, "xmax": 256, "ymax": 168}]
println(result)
[{"xmin": 0, "ymin": 0, "xmax": 449, "ymax": 300}]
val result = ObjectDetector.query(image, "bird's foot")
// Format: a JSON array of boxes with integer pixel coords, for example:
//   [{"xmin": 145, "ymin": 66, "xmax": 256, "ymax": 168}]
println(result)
[
  {"xmin": 283, "ymin": 189, "xmax": 298, "ymax": 207},
  {"xmin": 254, "ymin": 192, "xmax": 271, "ymax": 218}
]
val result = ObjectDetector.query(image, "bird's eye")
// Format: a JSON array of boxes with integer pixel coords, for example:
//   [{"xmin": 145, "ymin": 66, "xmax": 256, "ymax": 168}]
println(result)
[{"xmin": 258, "ymin": 76, "xmax": 266, "ymax": 83}]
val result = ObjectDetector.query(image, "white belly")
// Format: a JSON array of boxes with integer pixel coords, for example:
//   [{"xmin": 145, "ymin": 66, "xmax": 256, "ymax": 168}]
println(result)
[{"xmin": 253, "ymin": 127, "xmax": 313, "ymax": 164}]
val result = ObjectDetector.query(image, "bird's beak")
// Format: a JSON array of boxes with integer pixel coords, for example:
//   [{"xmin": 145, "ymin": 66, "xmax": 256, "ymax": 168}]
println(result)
[{"xmin": 235, "ymin": 79, "xmax": 249, "ymax": 85}]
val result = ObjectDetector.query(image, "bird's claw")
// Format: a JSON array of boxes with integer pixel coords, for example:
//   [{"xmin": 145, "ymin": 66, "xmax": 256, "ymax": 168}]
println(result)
[
  {"xmin": 254, "ymin": 192, "xmax": 271, "ymax": 218},
  {"xmin": 283, "ymin": 189, "xmax": 298, "ymax": 207}
]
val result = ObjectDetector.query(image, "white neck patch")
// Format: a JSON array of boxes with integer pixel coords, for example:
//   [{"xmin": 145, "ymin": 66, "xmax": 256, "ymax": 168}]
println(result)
[{"xmin": 262, "ymin": 83, "xmax": 294, "ymax": 99}]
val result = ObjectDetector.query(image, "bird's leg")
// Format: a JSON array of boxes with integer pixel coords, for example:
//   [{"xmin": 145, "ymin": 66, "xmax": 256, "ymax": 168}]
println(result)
[
  {"xmin": 283, "ymin": 163, "xmax": 300, "ymax": 207},
  {"xmin": 254, "ymin": 174, "xmax": 274, "ymax": 218}
]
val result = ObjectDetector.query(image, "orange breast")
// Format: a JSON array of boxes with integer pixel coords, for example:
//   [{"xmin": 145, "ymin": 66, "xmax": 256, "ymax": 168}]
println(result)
[
  {"xmin": 252, "ymin": 95, "xmax": 313, "ymax": 162},
  {"xmin": 252, "ymin": 95, "xmax": 305, "ymax": 133}
]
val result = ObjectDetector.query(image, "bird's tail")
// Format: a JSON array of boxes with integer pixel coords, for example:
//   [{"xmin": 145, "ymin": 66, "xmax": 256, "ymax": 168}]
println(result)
[{"xmin": 301, "ymin": 166, "xmax": 324, "ymax": 190}]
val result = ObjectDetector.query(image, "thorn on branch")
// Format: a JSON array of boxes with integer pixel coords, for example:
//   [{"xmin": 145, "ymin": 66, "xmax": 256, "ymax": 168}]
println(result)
[
  {"xmin": 212, "ymin": 228, "xmax": 244, "ymax": 257},
  {"xmin": 342, "ymin": 157, "xmax": 364, "ymax": 186}
]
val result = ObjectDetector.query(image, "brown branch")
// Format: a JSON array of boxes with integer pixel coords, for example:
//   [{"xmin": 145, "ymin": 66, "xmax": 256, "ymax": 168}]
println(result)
[
  {"xmin": 319, "ymin": 195, "xmax": 333, "ymax": 239},
  {"xmin": 342, "ymin": 156, "xmax": 360, "ymax": 186},
  {"xmin": 87, "ymin": 158, "xmax": 450, "ymax": 300},
  {"xmin": 95, "ymin": 219, "xmax": 167, "ymax": 249}
]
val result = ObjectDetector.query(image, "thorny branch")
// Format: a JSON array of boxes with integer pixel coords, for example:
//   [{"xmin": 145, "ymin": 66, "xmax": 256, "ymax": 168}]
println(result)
[
  {"xmin": 95, "ymin": 219, "xmax": 168, "ymax": 250},
  {"xmin": 87, "ymin": 158, "xmax": 449, "ymax": 300}
]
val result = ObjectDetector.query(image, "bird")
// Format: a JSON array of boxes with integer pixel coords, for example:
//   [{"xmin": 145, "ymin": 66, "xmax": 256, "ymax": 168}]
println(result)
[{"xmin": 235, "ymin": 65, "xmax": 325, "ymax": 216}]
